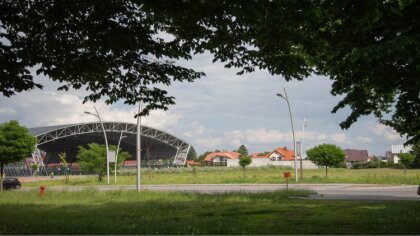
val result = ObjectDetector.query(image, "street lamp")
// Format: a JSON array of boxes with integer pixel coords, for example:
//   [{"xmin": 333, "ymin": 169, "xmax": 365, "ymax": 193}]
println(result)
[
  {"xmin": 277, "ymin": 88, "xmax": 298, "ymax": 182},
  {"xmin": 136, "ymin": 100, "xmax": 143, "ymax": 191},
  {"xmin": 299, "ymin": 118, "xmax": 307, "ymax": 179},
  {"xmin": 135, "ymin": 57, "xmax": 174, "ymax": 191},
  {"xmin": 84, "ymin": 106, "xmax": 110, "ymax": 184},
  {"xmin": 115, "ymin": 131, "xmax": 127, "ymax": 183}
]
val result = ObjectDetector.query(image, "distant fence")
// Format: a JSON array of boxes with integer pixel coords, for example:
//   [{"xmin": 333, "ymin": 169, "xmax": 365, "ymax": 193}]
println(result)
[{"xmin": 227, "ymin": 158, "xmax": 319, "ymax": 169}]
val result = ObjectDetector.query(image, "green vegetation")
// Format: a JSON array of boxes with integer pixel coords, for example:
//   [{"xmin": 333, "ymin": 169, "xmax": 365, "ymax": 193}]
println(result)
[
  {"xmin": 239, "ymin": 156, "xmax": 252, "ymax": 177},
  {"xmin": 238, "ymin": 145, "xmax": 252, "ymax": 177},
  {"xmin": 22, "ymin": 167, "xmax": 420, "ymax": 187},
  {"xmin": 2, "ymin": 2, "xmax": 418, "ymax": 144},
  {"xmin": 0, "ymin": 120, "xmax": 37, "ymax": 192},
  {"xmin": 0, "ymin": 190, "xmax": 419, "ymax": 235},
  {"xmin": 77, "ymin": 143, "xmax": 130, "ymax": 181},
  {"xmin": 306, "ymin": 144, "xmax": 346, "ymax": 178},
  {"xmin": 399, "ymin": 153, "xmax": 415, "ymax": 175}
]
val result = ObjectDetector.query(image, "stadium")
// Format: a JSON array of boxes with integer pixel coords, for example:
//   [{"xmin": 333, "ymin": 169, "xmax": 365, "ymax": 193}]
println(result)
[{"xmin": 5, "ymin": 121, "xmax": 192, "ymax": 176}]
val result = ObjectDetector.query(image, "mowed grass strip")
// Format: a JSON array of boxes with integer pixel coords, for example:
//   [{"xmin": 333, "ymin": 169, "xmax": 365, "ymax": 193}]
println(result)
[
  {"xmin": 23, "ymin": 167, "xmax": 420, "ymax": 187},
  {"xmin": 0, "ymin": 190, "xmax": 419, "ymax": 235}
]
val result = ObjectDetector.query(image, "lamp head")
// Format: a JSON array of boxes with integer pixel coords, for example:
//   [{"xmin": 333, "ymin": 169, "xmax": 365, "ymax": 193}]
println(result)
[{"xmin": 276, "ymin": 93, "xmax": 285, "ymax": 99}]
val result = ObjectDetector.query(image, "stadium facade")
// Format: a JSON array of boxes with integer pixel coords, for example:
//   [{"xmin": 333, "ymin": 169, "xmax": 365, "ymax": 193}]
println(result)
[{"xmin": 5, "ymin": 121, "xmax": 192, "ymax": 176}]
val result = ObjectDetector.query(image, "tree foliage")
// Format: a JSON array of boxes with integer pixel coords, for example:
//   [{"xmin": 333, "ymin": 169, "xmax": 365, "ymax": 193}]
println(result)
[
  {"xmin": 239, "ymin": 156, "xmax": 252, "ymax": 177},
  {"xmin": 187, "ymin": 147, "xmax": 197, "ymax": 161},
  {"xmin": 197, "ymin": 151, "xmax": 212, "ymax": 164},
  {"xmin": 59, "ymin": 152, "xmax": 69, "ymax": 183},
  {"xmin": 1, "ymin": 1, "xmax": 418, "ymax": 142},
  {"xmin": 411, "ymin": 141, "xmax": 420, "ymax": 168},
  {"xmin": 238, "ymin": 145, "xmax": 249, "ymax": 157},
  {"xmin": 0, "ymin": 120, "xmax": 36, "ymax": 192},
  {"xmin": 77, "ymin": 143, "xmax": 130, "ymax": 181},
  {"xmin": 399, "ymin": 153, "xmax": 415, "ymax": 174},
  {"xmin": 238, "ymin": 145, "xmax": 251, "ymax": 177},
  {"xmin": 306, "ymin": 144, "xmax": 345, "ymax": 178}
]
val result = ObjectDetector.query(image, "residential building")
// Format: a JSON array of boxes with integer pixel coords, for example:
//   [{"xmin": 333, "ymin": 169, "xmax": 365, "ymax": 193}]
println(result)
[
  {"xmin": 344, "ymin": 149, "xmax": 369, "ymax": 168},
  {"xmin": 250, "ymin": 152, "xmax": 269, "ymax": 159},
  {"xmin": 204, "ymin": 151, "xmax": 240, "ymax": 166},
  {"xmin": 268, "ymin": 147, "xmax": 295, "ymax": 161},
  {"xmin": 186, "ymin": 160, "xmax": 201, "ymax": 167},
  {"xmin": 387, "ymin": 145, "xmax": 412, "ymax": 164}
]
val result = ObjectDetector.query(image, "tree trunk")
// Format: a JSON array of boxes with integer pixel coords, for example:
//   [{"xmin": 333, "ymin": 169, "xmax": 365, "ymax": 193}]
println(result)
[
  {"xmin": 325, "ymin": 165, "xmax": 328, "ymax": 179},
  {"xmin": 98, "ymin": 172, "xmax": 103, "ymax": 182},
  {"xmin": 0, "ymin": 163, "xmax": 4, "ymax": 193},
  {"xmin": 243, "ymin": 167, "xmax": 246, "ymax": 178},
  {"xmin": 404, "ymin": 165, "xmax": 406, "ymax": 175}
]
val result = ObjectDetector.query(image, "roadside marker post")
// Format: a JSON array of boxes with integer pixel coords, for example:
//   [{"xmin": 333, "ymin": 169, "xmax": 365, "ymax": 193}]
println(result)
[{"xmin": 283, "ymin": 172, "xmax": 291, "ymax": 190}]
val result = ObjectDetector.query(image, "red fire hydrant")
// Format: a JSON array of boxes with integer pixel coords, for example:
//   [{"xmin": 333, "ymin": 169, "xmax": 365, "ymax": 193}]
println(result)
[{"xmin": 39, "ymin": 185, "xmax": 46, "ymax": 197}]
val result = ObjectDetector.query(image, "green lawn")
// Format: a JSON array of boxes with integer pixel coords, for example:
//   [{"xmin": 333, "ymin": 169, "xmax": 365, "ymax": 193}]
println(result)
[
  {"xmin": 0, "ymin": 190, "xmax": 419, "ymax": 235},
  {"xmin": 23, "ymin": 167, "xmax": 420, "ymax": 187}
]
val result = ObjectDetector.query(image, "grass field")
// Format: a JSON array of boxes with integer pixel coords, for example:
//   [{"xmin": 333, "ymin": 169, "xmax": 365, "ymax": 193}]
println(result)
[
  {"xmin": 0, "ymin": 190, "xmax": 419, "ymax": 235},
  {"xmin": 23, "ymin": 167, "xmax": 420, "ymax": 187}
]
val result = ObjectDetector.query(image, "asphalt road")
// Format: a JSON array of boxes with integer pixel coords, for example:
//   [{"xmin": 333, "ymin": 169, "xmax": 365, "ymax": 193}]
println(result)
[{"xmin": 22, "ymin": 184, "xmax": 420, "ymax": 200}]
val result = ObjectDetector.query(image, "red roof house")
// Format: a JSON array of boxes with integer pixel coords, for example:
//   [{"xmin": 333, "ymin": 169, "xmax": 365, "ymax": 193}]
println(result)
[
  {"xmin": 250, "ymin": 152, "xmax": 269, "ymax": 158},
  {"xmin": 268, "ymin": 147, "xmax": 295, "ymax": 161},
  {"xmin": 344, "ymin": 149, "xmax": 369, "ymax": 168},
  {"xmin": 186, "ymin": 160, "xmax": 201, "ymax": 167},
  {"xmin": 204, "ymin": 151, "xmax": 240, "ymax": 166}
]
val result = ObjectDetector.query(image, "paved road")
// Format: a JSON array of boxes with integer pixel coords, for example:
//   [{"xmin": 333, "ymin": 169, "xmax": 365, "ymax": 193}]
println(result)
[{"xmin": 22, "ymin": 184, "xmax": 420, "ymax": 200}]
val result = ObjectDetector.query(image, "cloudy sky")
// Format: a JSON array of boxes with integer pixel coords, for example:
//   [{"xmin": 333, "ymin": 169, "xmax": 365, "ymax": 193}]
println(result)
[{"xmin": 0, "ymin": 52, "xmax": 406, "ymax": 156}]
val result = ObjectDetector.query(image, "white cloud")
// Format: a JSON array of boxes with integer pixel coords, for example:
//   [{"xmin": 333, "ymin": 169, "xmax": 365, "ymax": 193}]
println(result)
[
  {"xmin": 195, "ymin": 137, "xmax": 223, "ymax": 149},
  {"xmin": 0, "ymin": 108, "xmax": 17, "ymax": 115},
  {"xmin": 183, "ymin": 122, "xmax": 209, "ymax": 138},
  {"xmin": 0, "ymin": 91, "xmax": 181, "ymax": 130},
  {"xmin": 330, "ymin": 133, "xmax": 349, "ymax": 144},
  {"xmin": 372, "ymin": 124, "xmax": 402, "ymax": 141},
  {"xmin": 355, "ymin": 136, "xmax": 373, "ymax": 143}
]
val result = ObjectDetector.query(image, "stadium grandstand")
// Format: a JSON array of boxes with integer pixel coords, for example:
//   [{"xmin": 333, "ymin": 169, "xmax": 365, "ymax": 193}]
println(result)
[{"xmin": 4, "ymin": 122, "xmax": 192, "ymax": 176}]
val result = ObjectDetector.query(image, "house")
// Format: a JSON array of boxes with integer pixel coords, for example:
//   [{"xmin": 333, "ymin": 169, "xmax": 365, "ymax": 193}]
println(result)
[
  {"xmin": 186, "ymin": 160, "xmax": 201, "ymax": 167},
  {"xmin": 250, "ymin": 152, "xmax": 269, "ymax": 159},
  {"xmin": 204, "ymin": 151, "xmax": 240, "ymax": 166},
  {"xmin": 268, "ymin": 147, "xmax": 295, "ymax": 161},
  {"xmin": 344, "ymin": 149, "xmax": 369, "ymax": 168},
  {"xmin": 387, "ymin": 145, "xmax": 412, "ymax": 164},
  {"xmin": 123, "ymin": 160, "xmax": 137, "ymax": 168}
]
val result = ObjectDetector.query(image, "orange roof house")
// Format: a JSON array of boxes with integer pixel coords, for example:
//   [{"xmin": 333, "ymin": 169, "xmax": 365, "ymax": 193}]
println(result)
[
  {"xmin": 250, "ymin": 152, "xmax": 269, "ymax": 158},
  {"xmin": 268, "ymin": 147, "xmax": 295, "ymax": 161},
  {"xmin": 186, "ymin": 160, "xmax": 201, "ymax": 167},
  {"xmin": 204, "ymin": 151, "xmax": 240, "ymax": 166}
]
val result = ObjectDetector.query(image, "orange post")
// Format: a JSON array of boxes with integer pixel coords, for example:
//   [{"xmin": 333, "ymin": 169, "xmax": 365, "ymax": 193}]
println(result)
[
  {"xmin": 283, "ymin": 172, "xmax": 291, "ymax": 190},
  {"xmin": 39, "ymin": 185, "xmax": 46, "ymax": 197}
]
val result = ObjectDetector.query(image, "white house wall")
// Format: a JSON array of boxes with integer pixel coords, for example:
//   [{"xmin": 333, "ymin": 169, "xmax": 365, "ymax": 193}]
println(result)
[{"xmin": 226, "ymin": 158, "xmax": 318, "ymax": 169}]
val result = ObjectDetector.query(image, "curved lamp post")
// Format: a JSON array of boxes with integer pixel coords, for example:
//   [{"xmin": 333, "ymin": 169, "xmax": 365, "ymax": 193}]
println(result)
[
  {"xmin": 299, "ymin": 118, "xmax": 307, "ymax": 179},
  {"xmin": 135, "ymin": 58, "xmax": 175, "ymax": 191},
  {"xmin": 115, "ymin": 132, "xmax": 127, "ymax": 183},
  {"xmin": 277, "ymin": 88, "xmax": 298, "ymax": 182},
  {"xmin": 136, "ymin": 99, "xmax": 143, "ymax": 191},
  {"xmin": 84, "ymin": 105, "xmax": 110, "ymax": 184}
]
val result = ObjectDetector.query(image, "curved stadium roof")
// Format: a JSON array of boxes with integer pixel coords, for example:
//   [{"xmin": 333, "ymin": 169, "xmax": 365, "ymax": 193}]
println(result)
[{"xmin": 29, "ymin": 122, "xmax": 191, "ymax": 165}]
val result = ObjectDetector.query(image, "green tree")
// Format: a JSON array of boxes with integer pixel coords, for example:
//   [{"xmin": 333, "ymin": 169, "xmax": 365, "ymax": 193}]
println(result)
[
  {"xmin": 1, "ymin": 1, "xmax": 418, "ymax": 143},
  {"xmin": 399, "ymin": 153, "xmax": 415, "ymax": 175},
  {"xmin": 187, "ymin": 147, "xmax": 197, "ymax": 161},
  {"xmin": 197, "ymin": 151, "xmax": 212, "ymax": 164},
  {"xmin": 306, "ymin": 144, "xmax": 346, "ymax": 178},
  {"xmin": 59, "ymin": 152, "xmax": 69, "ymax": 183},
  {"xmin": 77, "ymin": 143, "xmax": 130, "ymax": 182},
  {"xmin": 238, "ymin": 145, "xmax": 249, "ymax": 157},
  {"xmin": 239, "ymin": 156, "xmax": 252, "ymax": 177},
  {"xmin": 411, "ymin": 142, "xmax": 420, "ymax": 168},
  {"xmin": 0, "ymin": 121, "xmax": 37, "ymax": 192},
  {"xmin": 30, "ymin": 163, "xmax": 38, "ymax": 176}
]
